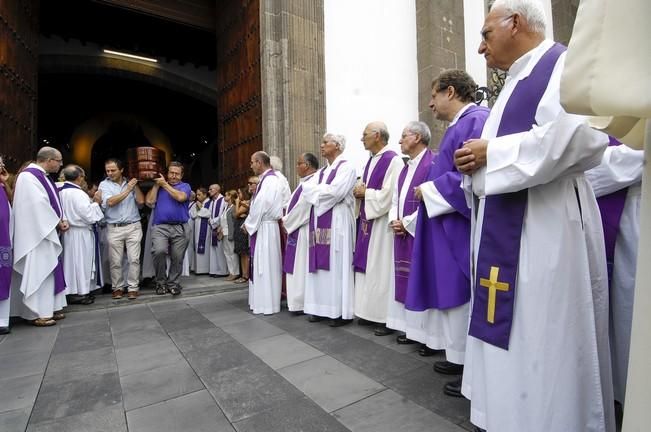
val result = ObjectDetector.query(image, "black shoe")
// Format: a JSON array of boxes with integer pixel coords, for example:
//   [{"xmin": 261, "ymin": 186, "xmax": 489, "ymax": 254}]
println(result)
[
  {"xmin": 169, "ymin": 286, "xmax": 182, "ymax": 296},
  {"xmin": 307, "ymin": 315, "xmax": 324, "ymax": 323},
  {"xmin": 473, "ymin": 427, "xmax": 486, "ymax": 432},
  {"xmin": 290, "ymin": 311, "xmax": 305, "ymax": 316},
  {"xmin": 433, "ymin": 360, "xmax": 464, "ymax": 375},
  {"xmin": 418, "ymin": 345, "xmax": 441, "ymax": 357},
  {"xmin": 0, "ymin": 326, "xmax": 10, "ymax": 335},
  {"xmin": 443, "ymin": 377, "xmax": 463, "ymax": 398},
  {"xmin": 329, "ymin": 318, "xmax": 353, "ymax": 327},
  {"xmin": 356, "ymin": 318, "xmax": 374, "ymax": 326},
  {"xmin": 396, "ymin": 334, "xmax": 417, "ymax": 345},
  {"xmin": 374, "ymin": 325, "xmax": 395, "ymax": 336}
]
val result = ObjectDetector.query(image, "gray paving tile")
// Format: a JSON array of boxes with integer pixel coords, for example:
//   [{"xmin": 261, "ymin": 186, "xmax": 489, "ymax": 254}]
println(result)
[
  {"xmin": 51, "ymin": 321, "xmax": 113, "ymax": 355},
  {"xmin": 0, "ymin": 373, "xmax": 42, "ymax": 413},
  {"xmin": 110, "ymin": 318, "xmax": 162, "ymax": 336},
  {"xmin": 0, "ymin": 324, "xmax": 59, "ymax": 356},
  {"xmin": 333, "ymin": 389, "xmax": 464, "ymax": 432},
  {"xmin": 26, "ymin": 405, "xmax": 127, "ymax": 432},
  {"xmin": 58, "ymin": 309, "xmax": 109, "ymax": 328},
  {"xmin": 0, "ymin": 350, "xmax": 50, "ymax": 379},
  {"xmin": 201, "ymin": 308, "xmax": 255, "ymax": 326},
  {"xmin": 219, "ymin": 318, "xmax": 285, "ymax": 344},
  {"xmin": 126, "ymin": 390, "xmax": 233, "ymax": 432},
  {"xmin": 0, "ymin": 407, "xmax": 31, "ymax": 432},
  {"xmin": 116, "ymin": 340, "xmax": 185, "ymax": 377},
  {"xmin": 112, "ymin": 327, "xmax": 170, "ymax": 349},
  {"xmin": 43, "ymin": 346, "xmax": 117, "ymax": 386},
  {"xmin": 214, "ymin": 290, "xmax": 249, "ymax": 304},
  {"xmin": 151, "ymin": 308, "xmax": 216, "ymax": 333},
  {"xmin": 244, "ymin": 333, "xmax": 323, "ymax": 370},
  {"xmin": 29, "ymin": 372, "xmax": 122, "ymax": 424},
  {"xmin": 147, "ymin": 300, "xmax": 190, "ymax": 313},
  {"xmin": 233, "ymin": 395, "xmax": 350, "ymax": 432},
  {"xmin": 383, "ymin": 365, "xmax": 470, "ymax": 424},
  {"xmin": 121, "ymin": 359, "xmax": 204, "ymax": 410},
  {"xmin": 278, "ymin": 355, "xmax": 385, "ymax": 413},
  {"xmin": 189, "ymin": 298, "xmax": 235, "ymax": 314},
  {"xmin": 167, "ymin": 326, "xmax": 232, "ymax": 354}
]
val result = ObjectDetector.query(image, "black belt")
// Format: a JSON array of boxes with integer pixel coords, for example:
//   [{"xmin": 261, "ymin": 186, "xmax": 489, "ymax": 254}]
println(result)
[{"xmin": 108, "ymin": 221, "xmax": 140, "ymax": 228}]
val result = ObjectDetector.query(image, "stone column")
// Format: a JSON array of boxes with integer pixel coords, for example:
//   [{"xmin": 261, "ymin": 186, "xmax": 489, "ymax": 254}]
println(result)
[
  {"xmin": 551, "ymin": 0, "xmax": 579, "ymax": 46},
  {"xmin": 260, "ymin": 0, "xmax": 326, "ymax": 187}
]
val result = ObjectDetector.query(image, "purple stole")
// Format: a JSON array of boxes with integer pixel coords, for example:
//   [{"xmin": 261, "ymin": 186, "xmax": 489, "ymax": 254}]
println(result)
[
  {"xmin": 596, "ymin": 137, "xmax": 629, "ymax": 285},
  {"xmin": 0, "ymin": 186, "xmax": 11, "ymax": 300},
  {"xmin": 468, "ymin": 43, "xmax": 566, "ymax": 350},
  {"xmin": 393, "ymin": 150, "xmax": 434, "ymax": 302},
  {"xmin": 404, "ymin": 105, "xmax": 489, "ymax": 311},
  {"xmin": 352, "ymin": 150, "xmax": 398, "ymax": 272},
  {"xmin": 308, "ymin": 160, "xmax": 346, "ymax": 272},
  {"xmin": 211, "ymin": 196, "xmax": 224, "ymax": 246},
  {"xmin": 196, "ymin": 200, "xmax": 211, "ymax": 254},
  {"xmin": 23, "ymin": 168, "xmax": 66, "ymax": 295},
  {"xmin": 283, "ymin": 174, "xmax": 314, "ymax": 274},
  {"xmin": 249, "ymin": 170, "xmax": 277, "ymax": 282}
]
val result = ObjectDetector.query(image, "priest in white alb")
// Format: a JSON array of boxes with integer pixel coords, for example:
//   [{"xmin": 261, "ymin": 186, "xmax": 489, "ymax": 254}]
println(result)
[
  {"xmin": 282, "ymin": 152, "xmax": 318, "ymax": 314},
  {"xmin": 455, "ymin": 2, "xmax": 614, "ymax": 431},
  {"xmin": 208, "ymin": 183, "xmax": 228, "ymax": 277},
  {"xmin": 244, "ymin": 151, "xmax": 283, "ymax": 314},
  {"xmin": 59, "ymin": 165, "xmax": 104, "ymax": 304},
  {"xmin": 189, "ymin": 187, "xmax": 211, "ymax": 275},
  {"xmin": 12, "ymin": 147, "xmax": 69, "ymax": 327},
  {"xmin": 353, "ymin": 121, "xmax": 403, "ymax": 334}
]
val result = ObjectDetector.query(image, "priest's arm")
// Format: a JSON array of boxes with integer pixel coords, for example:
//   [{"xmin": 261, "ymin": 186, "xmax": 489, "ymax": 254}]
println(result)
[
  {"xmin": 244, "ymin": 177, "xmax": 282, "ymax": 235},
  {"xmin": 283, "ymin": 191, "xmax": 312, "ymax": 234},
  {"xmin": 585, "ymin": 145, "xmax": 644, "ymax": 197},
  {"xmin": 302, "ymin": 163, "xmax": 357, "ymax": 218}
]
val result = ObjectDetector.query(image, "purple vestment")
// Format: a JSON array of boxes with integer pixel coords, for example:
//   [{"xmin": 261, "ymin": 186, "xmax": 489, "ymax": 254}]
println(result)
[
  {"xmin": 23, "ymin": 168, "xmax": 66, "ymax": 295},
  {"xmin": 197, "ymin": 200, "xmax": 211, "ymax": 254},
  {"xmin": 404, "ymin": 105, "xmax": 489, "ymax": 311},
  {"xmin": 352, "ymin": 150, "xmax": 398, "ymax": 273},
  {"xmin": 211, "ymin": 196, "xmax": 224, "ymax": 246},
  {"xmin": 249, "ymin": 170, "xmax": 277, "ymax": 282},
  {"xmin": 0, "ymin": 186, "xmax": 11, "ymax": 300},
  {"xmin": 468, "ymin": 43, "xmax": 566, "ymax": 350},
  {"xmin": 393, "ymin": 149, "xmax": 435, "ymax": 303},
  {"xmin": 283, "ymin": 173, "xmax": 315, "ymax": 274}
]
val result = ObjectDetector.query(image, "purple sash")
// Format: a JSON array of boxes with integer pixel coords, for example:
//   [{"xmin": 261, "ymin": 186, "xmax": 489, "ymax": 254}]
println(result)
[
  {"xmin": 308, "ymin": 160, "xmax": 346, "ymax": 272},
  {"xmin": 249, "ymin": 170, "xmax": 276, "ymax": 282},
  {"xmin": 393, "ymin": 150, "xmax": 434, "ymax": 302},
  {"xmin": 23, "ymin": 167, "xmax": 66, "ymax": 295},
  {"xmin": 211, "ymin": 196, "xmax": 224, "ymax": 246},
  {"xmin": 596, "ymin": 137, "xmax": 628, "ymax": 284},
  {"xmin": 468, "ymin": 43, "xmax": 566, "ymax": 350},
  {"xmin": 283, "ymin": 174, "xmax": 315, "ymax": 274},
  {"xmin": 196, "ymin": 200, "xmax": 211, "ymax": 254},
  {"xmin": 0, "ymin": 186, "xmax": 12, "ymax": 300},
  {"xmin": 352, "ymin": 150, "xmax": 398, "ymax": 272}
]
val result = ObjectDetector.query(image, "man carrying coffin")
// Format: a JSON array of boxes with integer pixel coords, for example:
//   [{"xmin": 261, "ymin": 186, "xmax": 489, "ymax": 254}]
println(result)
[
  {"xmin": 244, "ymin": 151, "xmax": 283, "ymax": 314},
  {"xmin": 208, "ymin": 183, "xmax": 229, "ymax": 277},
  {"xmin": 353, "ymin": 122, "xmax": 403, "ymax": 335},
  {"xmin": 407, "ymin": 70, "xmax": 489, "ymax": 398},
  {"xmin": 302, "ymin": 134, "xmax": 357, "ymax": 326},
  {"xmin": 282, "ymin": 152, "xmax": 319, "ymax": 314},
  {"xmin": 455, "ymin": 1, "xmax": 614, "ymax": 430},
  {"xmin": 59, "ymin": 165, "xmax": 104, "ymax": 305},
  {"xmin": 12, "ymin": 147, "xmax": 69, "ymax": 326}
]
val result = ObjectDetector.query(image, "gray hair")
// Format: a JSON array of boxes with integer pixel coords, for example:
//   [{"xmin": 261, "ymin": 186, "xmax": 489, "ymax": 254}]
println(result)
[
  {"xmin": 36, "ymin": 146, "xmax": 60, "ymax": 162},
  {"xmin": 302, "ymin": 152, "xmax": 319, "ymax": 170},
  {"xmin": 490, "ymin": 0, "xmax": 547, "ymax": 35},
  {"xmin": 62, "ymin": 164, "xmax": 84, "ymax": 181},
  {"xmin": 369, "ymin": 122, "xmax": 390, "ymax": 143},
  {"xmin": 323, "ymin": 133, "xmax": 346, "ymax": 151},
  {"xmin": 270, "ymin": 155, "xmax": 283, "ymax": 171},
  {"xmin": 404, "ymin": 121, "xmax": 431, "ymax": 146}
]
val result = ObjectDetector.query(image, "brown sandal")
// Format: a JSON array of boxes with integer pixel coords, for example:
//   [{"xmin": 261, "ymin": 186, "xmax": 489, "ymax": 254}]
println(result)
[
  {"xmin": 234, "ymin": 277, "xmax": 249, "ymax": 284},
  {"xmin": 31, "ymin": 318, "xmax": 56, "ymax": 327},
  {"xmin": 53, "ymin": 311, "xmax": 65, "ymax": 321}
]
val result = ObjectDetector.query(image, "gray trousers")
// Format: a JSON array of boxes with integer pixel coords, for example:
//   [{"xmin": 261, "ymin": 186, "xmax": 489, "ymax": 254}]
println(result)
[{"xmin": 151, "ymin": 223, "xmax": 190, "ymax": 288}]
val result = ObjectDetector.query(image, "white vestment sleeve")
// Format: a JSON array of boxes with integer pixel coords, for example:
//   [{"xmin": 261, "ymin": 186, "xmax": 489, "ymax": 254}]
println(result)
[
  {"xmin": 74, "ymin": 195, "xmax": 104, "ymax": 225},
  {"xmin": 364, "ymin": 157, "xmax": 403, "ymax": 220},
  {"xmin": 283, "ymin": 197, "xmax": 312, "ymax": 234},
  {"xmin": 585, "ymin": 146, "xmax": 644, "ymax": 197},
  {"xmin": 244, "ymin": 176, "xmax": 282, "ymax": 235},
  {"xmin": 421, "ymin": 181, "xmax": 455, "ymax": 218},
  {"xmin": 402, "ymin": 210, "xmax": 418, "ymax": 237}
]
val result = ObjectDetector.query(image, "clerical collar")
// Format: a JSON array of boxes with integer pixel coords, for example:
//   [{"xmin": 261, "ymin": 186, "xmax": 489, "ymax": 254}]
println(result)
[
  {"xmin": 407, "ymin": 147, "xmax": 428, "ymax": 166},
  {"xmin": 507, "ymin": 39, "xmax": 554, "ymax": 79},
  {"xmin": 29, "ymin": 163, "xmax": 46, "ymax": 173},
  {"xmin": 372, "ymin": 145, "xmax": 392, "ymax": 158},
  {"xmin": 63, "ymin": 181, "xmax": 82, "ymax": 189},
  {"xmin": 449, "ymin": 103, "xmax": 475, "ymax": 127},
  {"xmin": 300, "ymin": 172, "xmax": 316, "ymax": 182},
  {"xmin": 260, "ymin": 168, "xmax": 273, "ymax": 177}
]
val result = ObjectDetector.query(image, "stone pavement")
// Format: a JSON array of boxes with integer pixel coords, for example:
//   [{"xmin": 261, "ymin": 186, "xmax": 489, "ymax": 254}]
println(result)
[{"xmin": 0, "ymin": 276, "xmax": 474, "ymax": 432}]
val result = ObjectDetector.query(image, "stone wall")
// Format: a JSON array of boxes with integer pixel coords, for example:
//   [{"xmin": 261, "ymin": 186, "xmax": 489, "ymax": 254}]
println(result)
[{"xmin": 551, "ymin": 0, "xmax": 579, "ymax": 46}]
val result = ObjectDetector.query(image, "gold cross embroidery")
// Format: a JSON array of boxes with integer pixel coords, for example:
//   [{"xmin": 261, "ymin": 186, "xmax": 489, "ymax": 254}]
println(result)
[{"xmin": 479, "ymin": 266, "xmax": 510, "ymax": 324}]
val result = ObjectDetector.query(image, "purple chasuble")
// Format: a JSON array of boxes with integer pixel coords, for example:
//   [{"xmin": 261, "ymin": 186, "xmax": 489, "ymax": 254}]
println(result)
[
  {"xmin": 468, "ymin": 43, "xmax": 566, "ymax": 350},
  {"xmin": 249, "ymin": 170, "xmax": 277, "ymax": 283},
  {"xmin": 196, "ymin": 200, "xmax": 211, "ymax": 254},
  {"xmin": 596, "ymin": 136, "xmax": 628, "ymax": 285},
  {"xmin": 404, "ymin": 105, "xmax": 489, "ymax": 311},
  {"xmin": 308, "ymin": 160, "xmax": 346, "ymax": 272},
  {"xmin": 352, "ymin": 150, "xmax": 398, "ymax": 272},
  {"xmin": 23, "ymin": 168, "xmax": 67, "ymax": 295},
  {"xmin": 393, "ymin": 149, "xmax": 434, "ymax": 303},
  {"xmin": 211, "ymin": 197, "xmax": 224, "ymax": 246},
  {"xmin": 283, "ymin": 173, "xmax": 315, "ymax": 274},
  {"xmin": 0, "ymin": 186, "xmax": 12, "ymax": 300}
]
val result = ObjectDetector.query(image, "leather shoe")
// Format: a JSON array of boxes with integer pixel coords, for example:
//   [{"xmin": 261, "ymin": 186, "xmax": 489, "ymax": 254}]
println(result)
[
  {"xmin": 374, "ymin": 325, "xmax": 395, "ymax": 336},
  {"xmin": 290, "ymin": 311, "xmax": 305, "ymax": 316},
  {"xmin": 329, "ymin": 318, "xmax": 353, "ymax": 327},
  {"xmin": 473, "ymin": 427, "xmax": 486, "ymax": 432},
  {"xmin": 127, "ymin": 291, "xmax": 139, "ymax": 300},
  {"xmin": 433, "ymin": 360, "xmax": 464, "ymax": 375},
  {"xmin": 0, "ymin": 326, "xmax": 10, "ymax": 335},
  {"xmin": 307, "ymin": 315, "xmax": 324, "ymax": 323},
  {"xmin": 112, "ymin": 289, "xmax": 124, "ymax": 299},
  {"xmin": 396, "ymin": 334, "xmax": 417, "ymax": 345},
  {"xmin": 443, "ymin": 377, "xmax": 463, "ymax": 398},
  {"xmin": 357, "ymin": 318, "xmax": 375, "ymax": 326},
  {"xmin": 418, "ymin": 346, "xmax": 441, "ymax": 357}
]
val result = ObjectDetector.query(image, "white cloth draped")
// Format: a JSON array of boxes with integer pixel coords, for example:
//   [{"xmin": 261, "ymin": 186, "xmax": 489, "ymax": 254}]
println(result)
[
  {"xmin": 302, "ymin": 156, "xmax": 357, "ymax": 319},
  {"xmin": 461, "ymin": 40, "xmax": 615, "ymax": 432},
  {"xmin": 190, "ymin": 198, "xmax": 211, "ymax": 274},
  {"xmin": 60, "ymin": 183, "xmax": 104, "ymax": 295},
  {"xmin": 244, "ymin": 170, "xmax": 283, "ymax": 314},
  {"xmin": 354, "ymin": 147, "xmax": 403, "ymax": 323}
]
